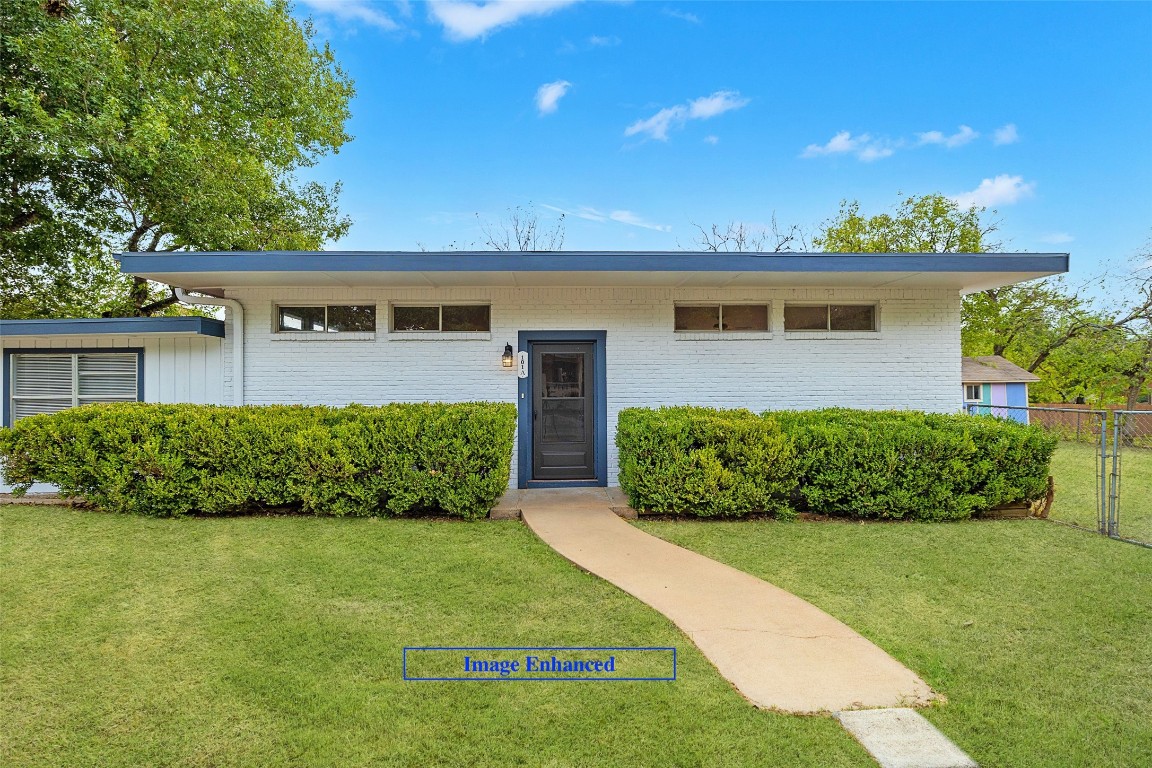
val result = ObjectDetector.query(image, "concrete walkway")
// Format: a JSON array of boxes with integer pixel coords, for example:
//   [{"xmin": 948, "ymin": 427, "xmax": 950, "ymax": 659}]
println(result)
[{"xmin": 517, "ymin": 488, "xmax": 936, "ymax": 714}]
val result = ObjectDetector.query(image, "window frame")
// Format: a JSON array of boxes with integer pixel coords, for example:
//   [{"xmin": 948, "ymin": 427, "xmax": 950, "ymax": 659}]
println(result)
[
  {"xmin": 389, "ymin": 303, "xmax": 492, "ymax": 335},
  {"xmin": 783, "ymin": 303, "xmax": 880, "ymax": 334},
  {"xmin": 4, "ymin": 348, "xmax": 143, "ymax": 427},
  {"xmin": 964, "ymin": 384, "xmax": 983, "ymax": 402},
  {"xmin": 673, "ymin": 302, "xmax": 772, "ymax": 336},
  {"xmin": 274, "ymin": 304, "xmax": 377, "ymax": 334}
]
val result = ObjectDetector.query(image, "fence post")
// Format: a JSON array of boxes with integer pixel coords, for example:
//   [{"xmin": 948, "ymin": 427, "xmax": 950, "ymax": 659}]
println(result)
[
  {"xmin": 1108, "ymin": 412, "xmax": 1123, "ymax": 538},
  {"xmin": 1099, "ymin": 412, "xmax": 1109, "ymax": 536}
]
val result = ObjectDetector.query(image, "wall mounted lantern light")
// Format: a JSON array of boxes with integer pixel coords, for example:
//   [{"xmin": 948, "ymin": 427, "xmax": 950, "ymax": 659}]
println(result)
[{"xmin": 502, "ymin": 343, "xmax": 515, "ymax": 368}]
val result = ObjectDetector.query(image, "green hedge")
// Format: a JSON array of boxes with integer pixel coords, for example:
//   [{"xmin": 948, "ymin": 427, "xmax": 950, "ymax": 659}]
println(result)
[
  {"xmin": 776, "ymin": 409, "xmax": 1057, "ymax": 521},
  {"xmin": 617, "ymin": 407, "xmax": 1058, "ymax": 521},
  {"xmin": 0, "ymin": 402, "xmax": 517, "ymax": 519},
  {"xmin": 616, "ymin": 406, "xmax": 798, "ymax": 518}
]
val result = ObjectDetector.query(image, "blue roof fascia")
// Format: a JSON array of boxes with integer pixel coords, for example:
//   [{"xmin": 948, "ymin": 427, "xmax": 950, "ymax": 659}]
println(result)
[
  {"xmin": 0, "ymin": 317, "xmax": 225, "ymax": 338},
  {"xmin": 114, "ymin": 251, "xmax": 1070, "ymax": 275}
]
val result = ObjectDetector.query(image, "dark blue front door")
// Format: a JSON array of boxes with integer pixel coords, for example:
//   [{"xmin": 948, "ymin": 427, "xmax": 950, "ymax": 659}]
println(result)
[{"xmin": 531, "ymin": 342, "xmax": 596, "ymax": 480}]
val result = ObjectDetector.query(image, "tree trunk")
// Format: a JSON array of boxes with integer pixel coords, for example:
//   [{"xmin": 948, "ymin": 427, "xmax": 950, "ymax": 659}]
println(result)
[
  {"xmin": 131, "ymin": 276, "xmax": 151, "ymax": 316},
  {"xmin": 138, "ymin": 289, "xmax": 180, "ymax": 316},
  {"xmin": 1126, "ymin": 385, "xmax": 1142, "ymax": 410}
]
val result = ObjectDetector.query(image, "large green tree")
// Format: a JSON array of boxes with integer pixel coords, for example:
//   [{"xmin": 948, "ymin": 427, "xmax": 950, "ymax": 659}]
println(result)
[
  {"xmin": 813, "ymin": 194, "xmax": 998, "ymax": 253},
  {"xmin": 1, "ymin": 0, "xmax": 354, "ymax": 318}
]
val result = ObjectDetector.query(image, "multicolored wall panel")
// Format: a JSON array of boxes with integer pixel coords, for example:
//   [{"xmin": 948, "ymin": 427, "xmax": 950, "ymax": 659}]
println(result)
[{"xmin": 966, "ymin": 382, "xmax": 1030, "ymax": 423}]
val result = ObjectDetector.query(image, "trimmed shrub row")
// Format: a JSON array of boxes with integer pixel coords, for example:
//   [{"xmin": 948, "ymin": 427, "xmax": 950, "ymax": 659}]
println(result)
[
  {"xmin": 616, "ymin": 406, "xmax": 798, "ymax": 519},
  {"xmin": 0, "ymin": 402, "xmax": 517, "ymax": 519},
  {"xmin": 617, "ymin": 407, "xmax": 1058, "ymax": 521}
]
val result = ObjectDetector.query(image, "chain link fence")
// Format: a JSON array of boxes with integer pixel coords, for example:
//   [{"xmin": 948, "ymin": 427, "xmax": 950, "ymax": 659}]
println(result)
[
  {"xmin": 1110, "ymin": 411, "xmax": 1152, "ymax": 546},
  {"xmin": 963, "ymin": 403, "xmax": 1150, "ymax": 547}
]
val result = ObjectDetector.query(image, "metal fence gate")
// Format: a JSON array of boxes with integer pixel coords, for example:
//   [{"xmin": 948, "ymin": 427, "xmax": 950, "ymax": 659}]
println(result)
[
  {"xmin": 963, "ymin": 403, "xmax": 1150, "ymax": 547},
  {"xmin": 1109, "ymin": 410, "xmax": 1152, "ymax": 547}
]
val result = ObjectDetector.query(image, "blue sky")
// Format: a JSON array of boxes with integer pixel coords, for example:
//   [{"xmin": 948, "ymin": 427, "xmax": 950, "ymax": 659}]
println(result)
[{"xmin": 291, "ymin": 1, "xmax": 1151, "ymax": 283}]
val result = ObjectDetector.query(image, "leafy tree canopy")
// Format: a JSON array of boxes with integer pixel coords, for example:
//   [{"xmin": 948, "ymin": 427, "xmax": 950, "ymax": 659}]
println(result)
[
  {"xmin": 813, "ymin": 194, "xmax": 998, "ymax": 253},
  {"xmin": 1, "ymin": 0, "xmax": 354, "ymax": 317}
]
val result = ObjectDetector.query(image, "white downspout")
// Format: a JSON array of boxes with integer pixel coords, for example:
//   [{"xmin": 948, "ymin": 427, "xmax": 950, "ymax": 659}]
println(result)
[{"xmin": 174, "ymin": 287, "xmax": 245, "ymax": 406}]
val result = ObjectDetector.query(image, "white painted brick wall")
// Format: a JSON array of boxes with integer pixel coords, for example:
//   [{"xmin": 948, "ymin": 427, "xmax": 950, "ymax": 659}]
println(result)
[{"xmin": 220, "ymin": 286, "xmax": 963, "ymax": 487}]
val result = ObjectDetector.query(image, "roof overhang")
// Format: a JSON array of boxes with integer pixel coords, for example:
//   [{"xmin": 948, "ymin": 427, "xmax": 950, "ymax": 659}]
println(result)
[
  {"xmin": 0, "ymin": 317, "xmax": 225, "ymax": 339},
  {"xmin": 115, "ymin": 251, "xmax": 1069, "ymax": 294}
]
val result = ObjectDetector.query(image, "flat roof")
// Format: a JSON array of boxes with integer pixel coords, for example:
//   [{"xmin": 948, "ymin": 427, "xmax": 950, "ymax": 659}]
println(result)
[
  {"xmin": 115, "ymin": 251, "xmax": 1068, "ymax": 293},
  {"xmin": 0, "ymin": 317, "xmax": 225, "ymax": 339}
]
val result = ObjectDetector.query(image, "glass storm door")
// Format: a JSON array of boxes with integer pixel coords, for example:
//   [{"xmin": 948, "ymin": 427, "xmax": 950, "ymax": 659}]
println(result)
[{"xmin": 532, "ymin": 343, "xmax": 595, "ymax": 480}]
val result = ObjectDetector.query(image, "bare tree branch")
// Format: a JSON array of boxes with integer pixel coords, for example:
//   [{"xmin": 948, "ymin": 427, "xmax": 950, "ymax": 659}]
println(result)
[
  {"xmin": 477, "ymin": 204, "xmax": 565, "ymax": 251},
  {"xmin": 684, "ymin": 214, "xmax": 807, "ymax": 252}
]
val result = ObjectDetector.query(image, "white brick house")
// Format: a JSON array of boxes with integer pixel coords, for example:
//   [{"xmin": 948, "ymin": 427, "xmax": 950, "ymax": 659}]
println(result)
[{"xmin": 10, "ymin": 251, "xmax": 1068, "ymax": 490}]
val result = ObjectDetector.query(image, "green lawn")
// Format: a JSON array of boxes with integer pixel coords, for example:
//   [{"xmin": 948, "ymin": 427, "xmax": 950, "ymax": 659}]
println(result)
[
  {"xmin": 1049, "ymin": 440, "xmax": 1152, "ymax": 544},
  {"xmin": 3, "ymin": 506, "xmax": 1150, "ymax": 767},
  {"xmin": 0, "ymin": 505, "xmax": 870, "ymax": 768},
  {"xmin": 636, "ymin": 517, "xmax": 1152, "ymax": 768}
]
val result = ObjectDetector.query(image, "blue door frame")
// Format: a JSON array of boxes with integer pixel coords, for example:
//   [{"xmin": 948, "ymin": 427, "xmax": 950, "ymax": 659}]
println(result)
[{"xmin": 517, "ymin": 330, "xmax": 607, "ymax": 489}]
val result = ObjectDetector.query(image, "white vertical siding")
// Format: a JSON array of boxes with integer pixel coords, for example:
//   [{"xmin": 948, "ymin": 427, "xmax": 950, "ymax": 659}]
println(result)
[{"xmin": 2, "ymin": 333, "xmax": 224, "ymax": 407}]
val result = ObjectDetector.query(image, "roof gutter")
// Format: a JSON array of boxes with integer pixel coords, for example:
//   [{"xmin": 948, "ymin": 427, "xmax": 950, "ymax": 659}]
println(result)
[{"xmin": 174, "ymin": 288, "xmax": 244, "ymax": 406}]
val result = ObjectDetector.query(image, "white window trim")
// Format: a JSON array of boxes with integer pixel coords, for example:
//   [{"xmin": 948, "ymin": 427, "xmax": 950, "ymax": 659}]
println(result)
[
  {"xmin": 273, "ymin": 303, "xmax": 378, "ymax": 336},
  {"xmin": 673, "ymin": 302, "xmax": 772, "ymax": 338},
  {"xmin": 964, "ymin": 384, "xmax": 983, "ymax": 402},
  {"xmin": 675, "ymin": 332, "xmax": 774, "ymax": 342},
  {"xmin": 783, "ymin": 331, "xmax": 884, "ymax": 341},
  {"xmin": 388, "ymin": 331, "xmax": 492, "ymax": 341},
  {"xmin": 271, "ymin": 331, "xmax": 376, "ymax": 342}
]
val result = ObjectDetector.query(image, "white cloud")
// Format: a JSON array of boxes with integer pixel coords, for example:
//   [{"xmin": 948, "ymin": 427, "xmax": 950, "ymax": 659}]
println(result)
[
  {"xmin": 858, "ymin": 144, "xmax": 895, "ymax": 162},
  {"xmin": 588, "ymin": 34, "xmax": 620, "ymax": 47},
  {"xmin": 296, "ymin": 0, "xmax": 401, "ymax": 30},
  {"xmin": 801, "ymin": 131, "xmax": 895, "ymax": 162},
  {"xmin": 624, "ymin": 106, "xmax": 687, "ymax": 141},
  {"xmin": 535, "ymin": 80, "xmax": 571, "ymax": 115},
  {"xmin": 952, "ymin": 174, "xmax": 1036, "ymax": 208},
  {"xmin": 703, "ymin": 135, "xmax": 719, "ymax": 145},
  {"xmin": 1039, "ymin": 232, "xmax": 1074, "ymax": 244},
  {"xmin": 663, "ymin": 8, "xmax": 700, "ymax": 24},
  {"xmin": 624, "ymin": 90, "xmax": 749, "ymax": 142},
  {"xmin": 542, "ymin": 203, "xmax": 669, "ymax": 231},
  {"xmin": 993, "ymin": 123, "xmax": 1019, "ymax": 145},
  {"xmin": 688, "ymin": 90, "xmax": 750, "ymax": 119},
  {"xmin": 429, "ymin": 0, "xmax": 580, "ymax": 41},
  {"xmin": 802, "ymin": 131, "xmax": 863, "ymax": 157},
  {"xmin": 917, "ymin": 125, "xmax": 979, "ymax": 148},
  {"xmin": 609, "ymin": 210, "xmax": 671, "ymax": 232}
]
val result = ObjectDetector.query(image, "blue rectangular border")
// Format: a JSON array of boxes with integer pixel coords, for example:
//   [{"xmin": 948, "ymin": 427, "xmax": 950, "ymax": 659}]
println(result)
[
  {"xmin": 403, "ymin": 646, "xmax": 676, "ymax": 682},
  {"xmin": 516, "ymin": 331, "xmax": 608, "ymax": 489},
  {"xmin": 3, "ymin": 347, "xmax": 145, "ymax": 427}
]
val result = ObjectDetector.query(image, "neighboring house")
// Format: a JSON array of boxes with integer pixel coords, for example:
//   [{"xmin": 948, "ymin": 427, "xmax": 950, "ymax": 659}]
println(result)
[
  {"xmin": 962, "ymin": 355, "xmax": 1041, "ymax": 424},
  {"xmin": 4, "ymin": 251, "xmax": 1067, "ymax": 490},
  {"xmin": 0, "ymin": 317, "xmax": 225, "ymax": 493}
]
